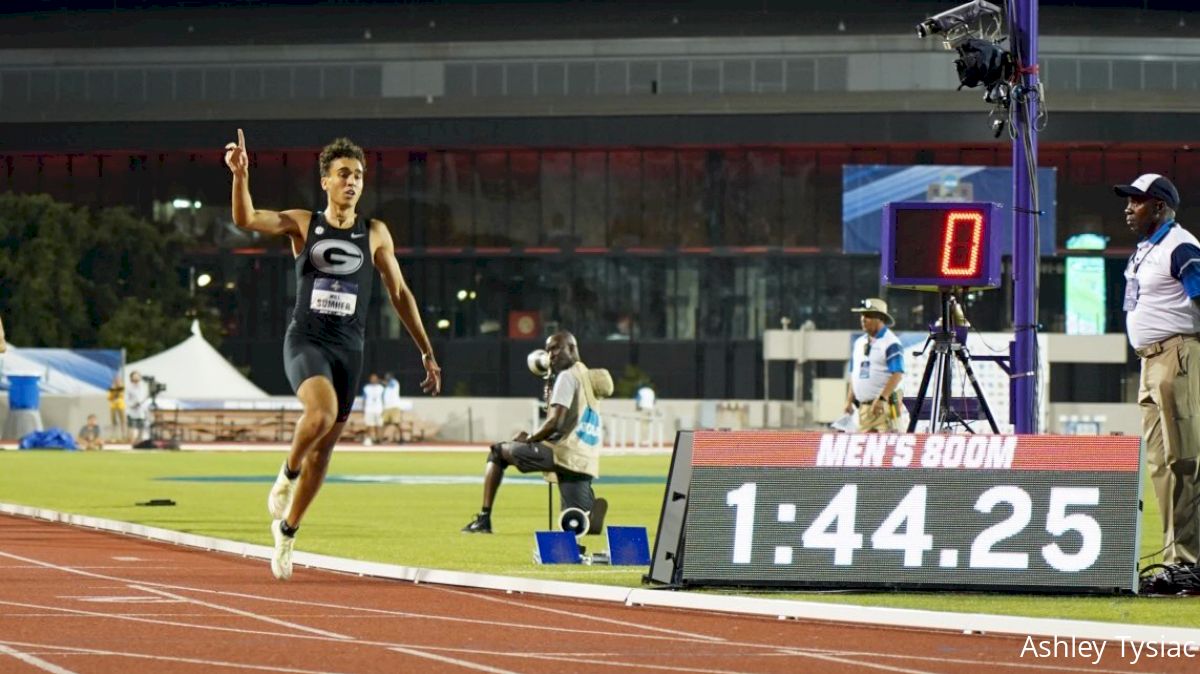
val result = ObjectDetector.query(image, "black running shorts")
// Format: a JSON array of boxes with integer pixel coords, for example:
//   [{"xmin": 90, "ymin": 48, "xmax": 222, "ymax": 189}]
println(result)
[{"xmin": 283, "ymin": 329, "xmax": 364, "ymax": 422}]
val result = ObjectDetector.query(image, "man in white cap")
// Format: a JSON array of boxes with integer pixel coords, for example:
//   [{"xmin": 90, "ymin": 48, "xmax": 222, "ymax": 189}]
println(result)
[
  {"xmin": 1116, "ymin": 172, "xmax": 1200, "ymax": 566},
  {"xmin": 843, "ymin": 298, "xmax": 906, "ymax": 432}
]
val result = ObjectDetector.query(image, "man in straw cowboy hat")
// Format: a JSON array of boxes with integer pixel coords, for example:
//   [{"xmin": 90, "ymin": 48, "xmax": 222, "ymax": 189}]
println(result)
[{"xmin": 843, "ymin": 297, "xmax": 907, "ymax": 432}]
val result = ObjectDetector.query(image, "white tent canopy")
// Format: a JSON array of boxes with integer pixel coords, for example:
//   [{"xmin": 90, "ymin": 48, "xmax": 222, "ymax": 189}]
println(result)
[{"xmin": 127, "ymin": 320, "xmax": 268, "ymax": 400}]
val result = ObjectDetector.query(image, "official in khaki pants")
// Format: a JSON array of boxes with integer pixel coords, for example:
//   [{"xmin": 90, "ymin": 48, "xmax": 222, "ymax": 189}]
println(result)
[
  {"xmin": 1117, "ymin": 173, "xmax": 1200, "ymax": 565},
  {"xmin": 844, "ymin": 298, "xmax": 906, "ymax": 433}
]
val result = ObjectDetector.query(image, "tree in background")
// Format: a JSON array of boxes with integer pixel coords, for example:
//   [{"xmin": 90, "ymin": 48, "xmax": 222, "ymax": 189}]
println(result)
[{"xmin": 0, "ymin": 193, "xmax": 218, "ymax": 360}]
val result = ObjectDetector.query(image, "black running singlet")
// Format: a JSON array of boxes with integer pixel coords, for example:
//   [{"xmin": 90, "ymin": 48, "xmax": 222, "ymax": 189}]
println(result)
[{"xmin": 290, "ymin": 211, "xmax": 374, "ymax": 346}]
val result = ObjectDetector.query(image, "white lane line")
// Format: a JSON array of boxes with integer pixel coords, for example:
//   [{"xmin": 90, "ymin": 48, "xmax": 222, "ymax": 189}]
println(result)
[
  {"xmin": 129, "ymin": 585, "xmax": 352, "ymax": 640},
  {"xmin": 0, "ymin": 599, "xmax": 308, "ymax": 641},
  {"xmin": 0, "ymin": 548, "xmax": 1047, "ymax": 673},
  {"xmin": 0, "ymin": 643, "xmax": 79, "ymax": 674},
  {"xmin": 797, "ymin": 652, "xmax": 941, "ymax": 674},
  {"xmin": 429, "ymin": 585, "xmax": 727, "ymax": 642},
  {"xmin": 389, "ymin": 647, "xmax": 526, "ymax": 674},
  {"xmin": 0, "ymin": 640, "xmax": 366, "ymax": 674},
  {"xmin": 0, "ymin": 550, "xmax": 716, "ymax": 645},
  {"xmin": 424, "ymin": 649, "xmax": 937, "ymax": 674},
  {"xmin": 790, "ymin": 648, "xmax": 1169, "ymax": 674}
]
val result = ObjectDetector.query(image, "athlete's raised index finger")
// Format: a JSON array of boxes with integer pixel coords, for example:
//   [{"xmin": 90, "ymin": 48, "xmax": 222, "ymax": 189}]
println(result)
[{"xmin": 237, "ymin": 128, "xmax": 245, "ymax": 149}]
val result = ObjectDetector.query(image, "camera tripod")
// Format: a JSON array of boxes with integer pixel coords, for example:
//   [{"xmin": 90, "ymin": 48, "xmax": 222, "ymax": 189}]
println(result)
[{"xmin": 906, "ymin": 292, "xmax": 999, "ymax": 434}]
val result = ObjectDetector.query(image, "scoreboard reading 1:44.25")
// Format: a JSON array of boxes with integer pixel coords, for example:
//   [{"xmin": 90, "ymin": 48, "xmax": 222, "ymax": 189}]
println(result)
[{"xmin": 660, "ymin": 430, "xmax": 1143, "ymax": 594}]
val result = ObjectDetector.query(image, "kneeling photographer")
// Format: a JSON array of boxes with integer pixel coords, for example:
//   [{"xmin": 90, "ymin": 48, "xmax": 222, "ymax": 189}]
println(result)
[{"xmin": 462, "ymin": 330, "xmax": 612, "ymax": 535}]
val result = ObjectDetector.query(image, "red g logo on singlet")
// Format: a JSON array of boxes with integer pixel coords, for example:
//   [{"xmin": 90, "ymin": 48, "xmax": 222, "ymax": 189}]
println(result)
[{"xmin": 311, "ymin": 240, "xmax": 365, "ymax": 276}]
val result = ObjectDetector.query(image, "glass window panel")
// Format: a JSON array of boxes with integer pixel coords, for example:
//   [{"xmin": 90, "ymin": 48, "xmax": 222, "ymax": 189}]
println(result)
[
  {"xmin": 262, "ymin": 67, "xmax": 292, "ymax": 98},
  {"xmin": 574, "ymin": 151, "xmax": 606, "ymax": 246},
  {"xmin": 596, "ymin": 61, "xmax": 626, "ymax": 95},
  {"xmin": 69, "ymin": 154, "xmax": 102, "ymax": 207},
  {"xmin": 744, "ymin": 150, "xmax": 781, "ymax": 246},
  {"xmin": 721, "ymin": 151, "xmax": 749, "ymax": 245},
  {"xmin": 352, "ymin": 66, "xmax": 381, "ymax": 97},
  {"xmin": 541, "ymin": 151, "xmax": 573, "ymax": 246},
  {"xmin": 723, "ymin": 59, "xmax": 752, "ymax": 94},
  {"xmin": 176, "ymin": 68, "xmax": 203, "ymax": 101},
  {"xmin": 475, "ymin": 151, "xmax": 509, "ymax": 245},
  {"xmin": 476, "ymin": 64, "xmax": 503, "ymax": 96},
  {"xmin": 567, "ymin": 62, "xmax": 596, "ymax": 96},
  {"xmin": 376, "ymin": 151, "xmax": 412, "ymax": 247},
  {"xmin": 116, "ymin": 69, "xmax": 144, "ymax": 101},
  {"xmin": 1179, "ymin": 62, "xmax": 1200, "ymax": 91},
  {"xmin": 59, "ymin": 70, "xmax": 85, "ymax": 102},
  {"xmin": 642, "ymin": 151, "xmax": 677, "ymax": 246},
  {"xmin": 87, "ymin": 70, "xmax": 116, "ymax": 101},
  {"xmin": 444, "ymin": 63, "xmax": 473, "ymax": 97},
  {"xmin": 1112, "ymin": 60, "xmax": 1140, "ymax": 90},
  {"xmin": 1043, "ymin": 58, "xmax": 1076, "ymax": 91},
  {"xmin": 691, "ymin": 60, "xmax": 719, "ymax": 94},
  {"xmin": 754, "ymin": 59, "xmax": 784, "ymax": 93},
  {"xmin": 629, "ymin": 60, "xmax": 657, "ymax": 95},
  {"xmin": 205, "ymin": 68, "xmax": 232, "ymax": 101},
  {"xmin": 781, "ymin": 149, "xmax": 817, "ymax": 247},
  {"xmin": 506, "ymin": 63, "xmax": 534, "ymax": 96},
  {"xmin": 607, "ymin": 151, "xmax": 641, "ymax": 247},
  {"xmin": 536, "ymin": 62, "xmax": 565, "ymax": 96},
  {"xmin": 232, "ymin": 68, "xmax": 261, "ymax": 99},
  {"xmin": 322, "ymin": 66, "xmax": 352, "ymax": 99},
  {"xmin": 1078, "ymin": 60, "xmax": 1108, "ymax": 90},
  {"xmin": 146, "ymin": 69, "xmax": 172, "ymax": 101},
  {"xmin": 1144, "ymin": 61, "xmax": 1173, "ymax": 90},
  {"xmin": 677, "ymin": 150, "xmax": 709, "ymax": 246},
  {"xmin": 666, "ymin": 257, "xmax": 700, "ymax": 339},
  {"xmin": 659, "ymin": 60, "xmax": 688, "ymax": 94},
  {"xmin": 786, "ymin": 59, "xmax": 815, "ymax": 92},
  {"xmin": 815, "ymin": 57, "xmax": 847, "ymax": 91},
  {"xmin": 2, "ymin": 71, "xmax": 29, "ymax": 104},
  {"xmin": 293, "ymin": 66, "xmax": 321, "ymax": 98},
  {"xmin": 442, "ymin": 151, "xmax": 474, "ymax": 245},
  {"xmin": 30, "ymin": 71, "xmax": 53, "ymax": 103},
  {"xmin": 509, "ymin": 151, "xmax": 540, "ymax": 246}
]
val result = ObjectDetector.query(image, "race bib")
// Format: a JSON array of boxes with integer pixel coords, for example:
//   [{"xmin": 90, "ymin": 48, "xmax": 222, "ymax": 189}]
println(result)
[{"xmin": 310, "ymin": 278, "xmax": 358, "ymax": 316}]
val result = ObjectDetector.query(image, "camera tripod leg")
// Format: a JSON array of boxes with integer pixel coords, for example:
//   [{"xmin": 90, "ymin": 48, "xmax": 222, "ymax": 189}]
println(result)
[
  {"xmin": 954, "ymin": 348, "xmax": 1000, "ymax": 433},
  {"xmin": 908, "ymin": 349, "xmax": 939, "ymax": 433}
]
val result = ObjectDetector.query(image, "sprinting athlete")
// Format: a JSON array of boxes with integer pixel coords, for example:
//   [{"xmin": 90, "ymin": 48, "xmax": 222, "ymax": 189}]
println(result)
[{"xmin": 225, "ymin": 129, "xmax": 441, "ymax": 580}]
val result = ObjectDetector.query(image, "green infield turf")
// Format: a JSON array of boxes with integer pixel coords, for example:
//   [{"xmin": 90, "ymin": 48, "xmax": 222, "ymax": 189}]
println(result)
[{"xmin": 1, "ymin": 449, "xmax": 1197, "ymax": 627}]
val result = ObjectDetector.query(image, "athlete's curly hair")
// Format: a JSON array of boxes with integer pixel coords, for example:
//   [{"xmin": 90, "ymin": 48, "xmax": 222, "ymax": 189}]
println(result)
[{"xmin": 319, "ymin": 137, "xmax": 366, "ymax": 176}]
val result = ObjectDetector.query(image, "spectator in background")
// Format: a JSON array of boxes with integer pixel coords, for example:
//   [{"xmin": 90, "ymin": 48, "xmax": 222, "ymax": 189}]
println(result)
[
  {"xmin": 381, "ymin": 372, "xmax": 404, "ymax": 443},
  {"xmin": 126, "ymin": 370, "xmax": 150, "ymax": 444},
  {"xmin": 108, "ymin": 374, "xmax": 127, "ymax": 442},
  {"xmin": 361, "ymin": 373, "xmax": 384, "ymax": 445},
  {"xmin": 78, "ymin": 414, "xmax": 103, "ymax": 451}
]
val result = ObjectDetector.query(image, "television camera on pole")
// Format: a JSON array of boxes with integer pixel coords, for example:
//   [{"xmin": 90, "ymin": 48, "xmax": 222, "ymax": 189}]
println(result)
[{"xmin": 881, "ymin": 201, "xmax": 1002, "ymax": 433}]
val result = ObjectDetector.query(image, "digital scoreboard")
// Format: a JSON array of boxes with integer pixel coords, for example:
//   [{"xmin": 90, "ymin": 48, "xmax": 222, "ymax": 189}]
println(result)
[
  {"xmin": 881, "ymin": 201, "xmax": 1002, "ymax": 291},
  {"xmin": 649, "ymin": 430, "xmax": 1143, "ymax": 594}
]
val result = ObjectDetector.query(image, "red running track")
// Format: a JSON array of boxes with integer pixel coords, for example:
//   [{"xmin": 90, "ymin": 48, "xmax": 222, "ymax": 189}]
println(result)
[{"xmin": 0, "ymin": 514, "xmax": 1188, "ymax": 674}]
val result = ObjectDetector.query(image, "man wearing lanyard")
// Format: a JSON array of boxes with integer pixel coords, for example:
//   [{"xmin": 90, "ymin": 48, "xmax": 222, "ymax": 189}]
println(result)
[
  {"xmin": 1118, "ymin": 173, "xmax": 1200, "ymax": 567},
  {"xmin": 843, "ymin": 298, "xmax": 906, "ymax": 432}
]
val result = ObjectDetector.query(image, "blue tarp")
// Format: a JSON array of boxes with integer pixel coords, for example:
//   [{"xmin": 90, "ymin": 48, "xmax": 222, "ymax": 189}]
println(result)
[{"xmin": 18, "ymin": 428, "xmax": 78, "ymax": 450}]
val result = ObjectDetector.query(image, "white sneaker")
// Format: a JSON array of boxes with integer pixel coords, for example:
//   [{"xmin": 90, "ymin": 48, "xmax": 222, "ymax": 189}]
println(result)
[
  {"xmin": 271, "ymin": 519, "xmax": 295, "ymax": 580},
  {"xmin": 267, "ymin": 463, "xmax": 297, "ymax": 520}
]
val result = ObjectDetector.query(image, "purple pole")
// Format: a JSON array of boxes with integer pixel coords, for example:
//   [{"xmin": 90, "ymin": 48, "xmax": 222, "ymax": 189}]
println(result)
[{"xmin": 1011, "ymin": 0, "xmax": 1039, "ymax": 434}]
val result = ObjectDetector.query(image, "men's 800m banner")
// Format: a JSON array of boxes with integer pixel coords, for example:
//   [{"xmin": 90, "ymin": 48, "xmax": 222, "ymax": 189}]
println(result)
[{"xmin": 650, "ymin": 431, "xmax": 1143, "ymax": 594}]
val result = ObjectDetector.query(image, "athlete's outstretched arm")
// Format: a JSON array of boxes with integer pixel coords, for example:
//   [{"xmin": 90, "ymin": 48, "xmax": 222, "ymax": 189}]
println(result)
[
  {"xmin": 372, "ymin": 219, "xmax": 442, "ymax": 395},
  {"xmin": 224, "ymin": 128, "xmax": 306, "ymax": 239},
  {"xmin": 0, "ymin": 314, "xmax": 7, "ymax": 353}
]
